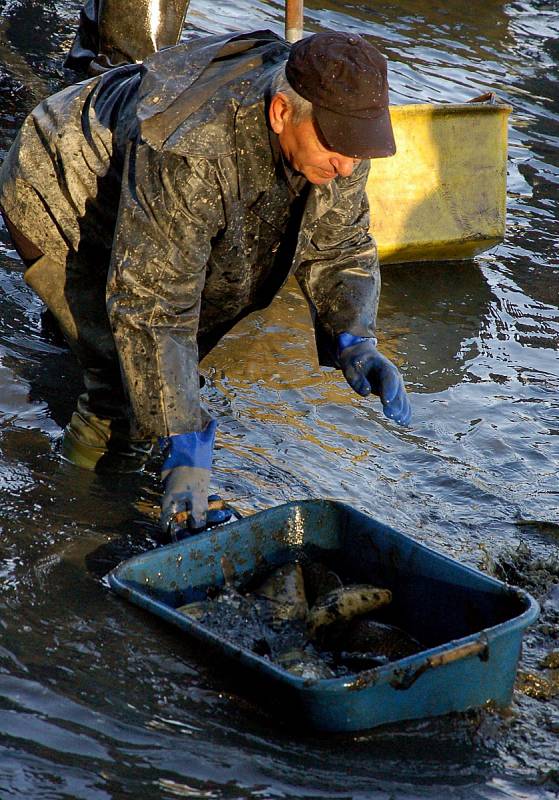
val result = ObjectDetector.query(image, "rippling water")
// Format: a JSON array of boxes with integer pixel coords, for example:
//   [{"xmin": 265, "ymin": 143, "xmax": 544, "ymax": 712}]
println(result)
[{"xmin": 0, "ymin": 0, "xmax": 557, "ymax": 797}]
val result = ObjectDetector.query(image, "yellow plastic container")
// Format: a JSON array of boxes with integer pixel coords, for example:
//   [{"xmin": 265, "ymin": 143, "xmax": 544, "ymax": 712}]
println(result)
[{"xmin": 368, "ymin": 95, "xmax": 511, "ymax": 265}]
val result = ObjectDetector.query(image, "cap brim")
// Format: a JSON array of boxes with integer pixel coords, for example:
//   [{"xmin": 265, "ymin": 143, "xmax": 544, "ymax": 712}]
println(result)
[{"xmin": 314, "ymin": 105, "xmax": 396, "ymax": 159}]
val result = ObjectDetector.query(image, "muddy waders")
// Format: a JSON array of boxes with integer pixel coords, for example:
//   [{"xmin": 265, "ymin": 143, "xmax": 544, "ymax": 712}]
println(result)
[
  {"xmin": 64, "ymin": 0, "xmax": 191, "ymax": 72},
  {"xmin": 22, "ymin": 252, "xmax": 154, "ymax": 473}
]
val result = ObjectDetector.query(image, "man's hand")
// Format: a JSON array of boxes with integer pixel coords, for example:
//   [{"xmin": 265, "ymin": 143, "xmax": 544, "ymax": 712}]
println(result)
[
  {"xmin": 337, "ymin": 333, "xmax": 412, "ymax": 426},
  {"xmin": 159, "ymin": 420, "xmax": 231, "ymax": 538}
]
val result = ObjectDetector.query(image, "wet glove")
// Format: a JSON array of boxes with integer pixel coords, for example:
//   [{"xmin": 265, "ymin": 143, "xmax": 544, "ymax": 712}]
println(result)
[
  {"xmin": 159, "ymin": 419, "xmax": 232, "ymax": 538},
  {"xmin": 337, "ymin": 332, "xmax": 412, "ymax": 426}
]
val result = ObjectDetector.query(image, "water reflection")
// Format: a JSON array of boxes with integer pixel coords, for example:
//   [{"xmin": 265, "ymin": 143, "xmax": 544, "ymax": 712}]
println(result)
[
  {"xmin": 0, "ymin": 0, "xmax": 68, "ymax": 129},
  {"xmin": 503, "ymin": 21, "xmax": 559, "ymax": 309},
  {"xmin": 205, "ymin": 259, "xmax": 494, "ymax": 398},
  {"xmin": 380, "ymin": 260, "xmax": 492, "ymax": 392},
  {"xmin": 304, "ymin": 0, "xmax": 516, "ymax": 104}
]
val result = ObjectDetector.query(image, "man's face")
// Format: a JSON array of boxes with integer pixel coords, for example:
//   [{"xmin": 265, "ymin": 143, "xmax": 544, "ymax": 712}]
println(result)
[{"xmin": 269, "ymin": 95, "xmax": 361, "ymax": 185}]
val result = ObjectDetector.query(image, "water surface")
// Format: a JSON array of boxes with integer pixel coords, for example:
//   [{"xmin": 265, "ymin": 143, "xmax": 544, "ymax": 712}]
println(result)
[{"xmin": 0, "ymin": 0, "xmax": 557, "ymax": 797}]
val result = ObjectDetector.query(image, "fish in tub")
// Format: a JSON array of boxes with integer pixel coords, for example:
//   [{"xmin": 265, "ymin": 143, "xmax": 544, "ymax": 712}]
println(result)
[{"xmin": 176, "ymin": 556, "xmax": 422, "ymax": 681}]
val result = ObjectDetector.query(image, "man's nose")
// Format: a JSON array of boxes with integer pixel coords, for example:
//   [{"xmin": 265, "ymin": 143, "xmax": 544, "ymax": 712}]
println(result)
[{"xmin": 330, "ymin": 156, "xmax": 359, "ymax": 178}]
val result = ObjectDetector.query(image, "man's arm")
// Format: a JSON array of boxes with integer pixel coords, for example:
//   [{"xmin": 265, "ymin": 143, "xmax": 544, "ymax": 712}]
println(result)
[
  {"xmin": 294, "ymin": 158, "xmax": 379, "ymax": 362},
  {"xmin": 107, "ymin": 142, "xmax": 231, "ymax": 533},
  {"xmin": 107, "ymin": 143, "xmax": 226, "ymax": 438},
  {"xmin": 295, "ymin": 160, "xmax": 411, "ymax": 425}
]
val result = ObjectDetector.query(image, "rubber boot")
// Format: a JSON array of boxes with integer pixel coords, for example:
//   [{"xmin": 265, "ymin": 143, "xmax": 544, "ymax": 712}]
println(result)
[
  {"xmin": 64, "ymin": 0, "xmax": 190, "ymax": 72},
  {"xmin": 62, "ymin": 394, "xmax": 154, "ymax": 473}
]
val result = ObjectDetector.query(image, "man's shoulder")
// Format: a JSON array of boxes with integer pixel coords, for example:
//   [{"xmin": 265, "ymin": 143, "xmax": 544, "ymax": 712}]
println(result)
[{"xmin": 136, "ymin": 30, "xmax": 289, "ymax": 158}]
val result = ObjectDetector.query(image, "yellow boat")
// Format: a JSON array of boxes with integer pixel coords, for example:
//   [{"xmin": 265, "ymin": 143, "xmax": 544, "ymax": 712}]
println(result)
[{"xmin": 368, "ymin": 94, "xmax": 511, "ymax": 265}]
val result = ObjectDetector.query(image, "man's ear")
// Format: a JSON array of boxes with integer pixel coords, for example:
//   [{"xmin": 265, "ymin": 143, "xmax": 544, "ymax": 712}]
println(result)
[{"xmin": 269, "ymin": 93, "xmax": 291, "ymax": 134}]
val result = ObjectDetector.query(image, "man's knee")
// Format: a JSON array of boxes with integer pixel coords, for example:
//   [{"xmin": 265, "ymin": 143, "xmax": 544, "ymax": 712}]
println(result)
[{"xmin": 0, "ymin": 204, "xmax": 42, "ymax": 269}]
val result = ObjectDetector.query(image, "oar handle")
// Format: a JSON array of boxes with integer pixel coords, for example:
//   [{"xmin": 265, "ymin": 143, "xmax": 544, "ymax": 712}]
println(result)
[
  {"xmin": 169, "ymin": 499, "xmax": 243, "ymax": 541},
  {"xmin": 285, "ymin": 0, "xmax": 304, "ymax": 43},
  {"xmin": 173, "ymin": 497, "xmax": 237, "ymax": 526}
]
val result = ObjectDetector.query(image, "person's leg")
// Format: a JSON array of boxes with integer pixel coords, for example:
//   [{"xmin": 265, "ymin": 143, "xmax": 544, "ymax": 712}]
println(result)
[
  {"xmin": 3, "ymin": 229, "xmax": 154, "ymax": 473},
  {"xmin": 64, "ymin": 0, "xmax": 191, "ymax": 73}
]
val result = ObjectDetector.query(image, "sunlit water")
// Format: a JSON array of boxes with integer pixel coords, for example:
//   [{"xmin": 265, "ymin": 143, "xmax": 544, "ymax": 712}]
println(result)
[{"xmin": 0, "ymin": 0, "xmax": 557, "ymax": 797}]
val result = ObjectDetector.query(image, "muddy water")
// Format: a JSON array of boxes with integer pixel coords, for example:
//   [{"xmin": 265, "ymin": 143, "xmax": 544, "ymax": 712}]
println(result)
[{"xmin": 0, "ymin": 0, "xmax": 557, "ymax": 797}]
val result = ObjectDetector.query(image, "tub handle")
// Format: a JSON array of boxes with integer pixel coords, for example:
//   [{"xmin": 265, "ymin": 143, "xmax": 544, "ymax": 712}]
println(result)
[{"xmin": 390, "ymin": 636, "xmax": 489, "ymax": 690}]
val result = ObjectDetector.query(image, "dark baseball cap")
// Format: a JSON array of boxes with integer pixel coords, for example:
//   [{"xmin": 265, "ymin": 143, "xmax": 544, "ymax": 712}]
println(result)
[{"xmin": 285, "ymin": 31, "xmax": 396, "ymax": 159}]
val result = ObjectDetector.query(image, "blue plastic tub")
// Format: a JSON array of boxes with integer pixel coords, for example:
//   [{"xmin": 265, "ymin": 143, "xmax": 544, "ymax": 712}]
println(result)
[{"xmin": 108, "ymin": 500, "xmax": 539, "ymax": 732}]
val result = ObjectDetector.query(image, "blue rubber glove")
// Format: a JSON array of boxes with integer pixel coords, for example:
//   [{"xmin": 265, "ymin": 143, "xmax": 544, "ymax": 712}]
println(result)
[
  {"xmin": 337, "ymin": 333, "xmax": 412, "ymax": 425},
  {"xmin": 159, "ymin": 419, "xmax": 232, "ymax": 537}
]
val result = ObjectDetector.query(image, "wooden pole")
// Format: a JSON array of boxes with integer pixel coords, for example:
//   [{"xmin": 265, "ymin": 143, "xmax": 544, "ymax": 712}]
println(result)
[{"xmin": 285, "ymin": 0, "xmax": 304, "ymax": 43}]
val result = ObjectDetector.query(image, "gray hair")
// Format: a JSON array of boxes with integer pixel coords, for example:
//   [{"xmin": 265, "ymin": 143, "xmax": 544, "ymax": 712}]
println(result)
[{"xmin": 271, "ymin": 65, "xmax": 313, "ymax": 124}]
